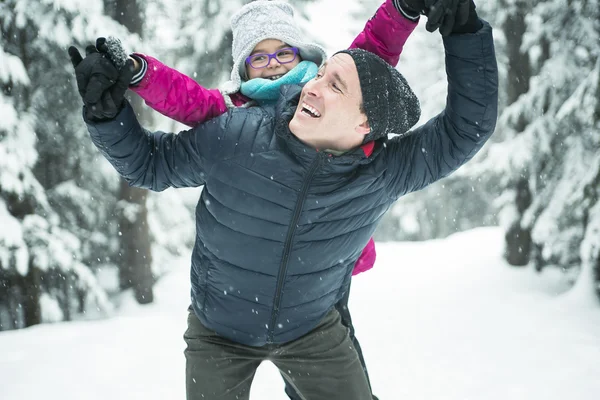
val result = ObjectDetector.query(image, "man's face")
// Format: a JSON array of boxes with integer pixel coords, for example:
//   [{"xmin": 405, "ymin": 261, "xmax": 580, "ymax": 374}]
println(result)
[
  {"xmin": 289, "ymin": 53, "xmax": 370, "ymax": 152},
  {"xmin": 245, "ymin": 39, "xmax": 301, "ymax": 80}
]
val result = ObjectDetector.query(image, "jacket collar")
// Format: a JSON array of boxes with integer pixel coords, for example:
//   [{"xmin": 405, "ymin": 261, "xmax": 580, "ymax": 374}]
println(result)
[{"xmin": 361, "ymin": 141, "xmax": 375, "ymax": 157}]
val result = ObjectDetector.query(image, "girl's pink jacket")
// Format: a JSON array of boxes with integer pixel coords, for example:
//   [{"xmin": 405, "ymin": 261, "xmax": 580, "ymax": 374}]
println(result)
[{"xmin": 130, "ymin": 0, "xmax": 417, "ymax": 276}]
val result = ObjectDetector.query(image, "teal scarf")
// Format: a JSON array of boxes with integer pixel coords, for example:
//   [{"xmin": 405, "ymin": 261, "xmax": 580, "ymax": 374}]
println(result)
[{"xmin": 240, "ymin": 61, "xmax": 318, "ymax": 105}]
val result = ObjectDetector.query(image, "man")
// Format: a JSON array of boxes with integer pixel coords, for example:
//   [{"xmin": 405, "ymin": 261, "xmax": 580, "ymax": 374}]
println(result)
[{"xmin": 70, "ymin": 1, "xmax": 497, "ymax": 398}]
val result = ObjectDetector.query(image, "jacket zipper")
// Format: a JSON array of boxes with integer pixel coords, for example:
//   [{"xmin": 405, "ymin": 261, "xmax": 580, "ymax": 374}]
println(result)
[{"xmin": 267, "ymin": 153, "xmax": 323, "ymax": 342}]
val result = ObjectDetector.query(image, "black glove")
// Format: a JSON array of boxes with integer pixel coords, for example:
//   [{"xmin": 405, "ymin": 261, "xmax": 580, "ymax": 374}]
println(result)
[
  {"xmin": 450, "ymin": 0, "xmax": 483, "ymax": 34},
  {"xmin": 425, "ymin": 0, "xmax": 478, "ymax": 36},
  {"xmin": 68, "ymin": 44, "xmax": 134, "ymax": 121},
  {"xmin": 393, "ymin": 0, "xmax": 425, "ymax": 20}
]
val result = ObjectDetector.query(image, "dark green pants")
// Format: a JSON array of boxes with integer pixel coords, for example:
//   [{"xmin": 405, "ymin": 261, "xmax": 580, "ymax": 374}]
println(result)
[
  {"xmin": 184, "ymin": 308, "xmax": 372, "ymax": 400},
  {"xmin": 283, "ymin": 284, "xmax": 376, "ymax": 400}
]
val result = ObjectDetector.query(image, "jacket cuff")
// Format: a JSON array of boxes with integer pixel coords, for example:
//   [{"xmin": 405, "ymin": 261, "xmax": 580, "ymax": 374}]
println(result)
[
  {"xmin": 443, "ymin": 19, "xmax": 493, "ymax": 57},
  {"xmin": 391, "ymin": 0, "xmax": 420, "ymax": 21},
  {"xmin": 129, "ymin": 54, "xmax": 148, "ymax": 86},
  {"xmin": 84, "ymin": 100, "xmax": 134, "ymax": 129},
  {"xmin": 384, "ymin": 0, "xmax": 420, "ymax": 28}
]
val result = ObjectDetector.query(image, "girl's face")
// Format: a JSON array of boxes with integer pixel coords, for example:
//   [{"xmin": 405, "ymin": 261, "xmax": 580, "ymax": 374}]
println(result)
[{"xmin": 245, "ymin": 39, "xmax": 301, "ymax": 80}]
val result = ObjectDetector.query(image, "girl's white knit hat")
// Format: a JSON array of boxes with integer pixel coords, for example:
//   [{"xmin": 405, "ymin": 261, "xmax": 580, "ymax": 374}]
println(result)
[{"xmin": 220, "ymin": 0, "xmax": 328, "ymax": 97}]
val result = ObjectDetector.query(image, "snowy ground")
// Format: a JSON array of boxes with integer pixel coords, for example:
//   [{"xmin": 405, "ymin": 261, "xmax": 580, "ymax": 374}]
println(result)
[{"xmin": 1, "ymin": 227, "xmax": 600, "ymax": 400}]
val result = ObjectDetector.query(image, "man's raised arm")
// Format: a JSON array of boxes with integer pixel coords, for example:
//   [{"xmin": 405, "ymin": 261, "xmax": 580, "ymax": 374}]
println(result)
[
  {"xmin": 385, "ymin": 12, "xmax": 498, "ymax": 199},
  {"xmin": 84, "ymin": 102, "xmax": 229, "ymax": 191},
  {"xmin": 68, "ymin": 44, "xmax": 239, "ymax": 192}
]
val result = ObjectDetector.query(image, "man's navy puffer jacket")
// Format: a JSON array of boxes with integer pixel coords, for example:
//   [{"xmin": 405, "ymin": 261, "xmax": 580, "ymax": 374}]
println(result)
[{"xmin": 86, "ymin": 22, "xmax": 498, "ymax": 347}]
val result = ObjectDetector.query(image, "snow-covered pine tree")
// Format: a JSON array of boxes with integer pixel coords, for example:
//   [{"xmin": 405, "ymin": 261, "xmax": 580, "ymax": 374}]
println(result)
[
  {"xmin": 0, "ymin": 0, "xmax": 136, "ymax": 330},
  {"xmin": 482, "ymin": 0, "xmax": 600, "ymax": 300}
]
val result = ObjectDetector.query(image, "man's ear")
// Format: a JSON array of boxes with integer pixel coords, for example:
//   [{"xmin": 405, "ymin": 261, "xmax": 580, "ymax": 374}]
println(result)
[{"xmin": 355, "ymin": 118, "xmax": 370, "ymax": 136}]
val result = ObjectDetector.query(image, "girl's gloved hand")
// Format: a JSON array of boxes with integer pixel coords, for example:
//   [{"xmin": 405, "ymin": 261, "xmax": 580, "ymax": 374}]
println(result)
[
  {"xmin": 95, "ymin": 37, "xmax": 130, "ymax": 70},
  {"xmin": 96, "ymin": 36, "xmax": 145, "ymax": 83}
]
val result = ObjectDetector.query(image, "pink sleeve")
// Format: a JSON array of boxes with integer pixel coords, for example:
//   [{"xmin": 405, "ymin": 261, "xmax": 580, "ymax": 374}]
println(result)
[
  {"xmin": 352, "ymin": 238, "xmax": 377, "ymax": 276},
  {"xmin": 349, "ymin": 0, "xmax": 419, "ymax": 66},
  {"xmin": 129, "ymin": 54, "xmax": 229, "ymax": 128}
]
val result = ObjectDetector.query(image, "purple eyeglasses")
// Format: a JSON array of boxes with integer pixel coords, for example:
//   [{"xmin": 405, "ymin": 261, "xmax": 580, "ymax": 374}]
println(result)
[{"xmin": 245, "ymin": 47, "xmax": 300, "ymax": 69}]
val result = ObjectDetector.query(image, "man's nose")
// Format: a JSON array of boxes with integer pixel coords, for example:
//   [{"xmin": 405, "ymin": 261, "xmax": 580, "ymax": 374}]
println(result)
[{"xmin": 304, "ymin": 79, "xmax": 322, "ymax": 98}]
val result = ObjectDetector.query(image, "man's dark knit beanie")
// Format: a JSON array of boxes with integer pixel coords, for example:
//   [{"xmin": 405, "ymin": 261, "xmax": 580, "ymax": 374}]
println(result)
[{"xmin": 335, "ymin": 48, "xmax": 421, "ymax": 143}]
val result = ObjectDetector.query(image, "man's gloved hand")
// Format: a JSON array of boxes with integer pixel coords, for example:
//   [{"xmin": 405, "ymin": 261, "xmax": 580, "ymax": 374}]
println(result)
[
  {"xmin": 424, "ymin": 0, "xmax": 472, "ymax": 36},
  {"xmin": 449, "ymin": 0, "xmax": 483, "ymax": 35},
  {"xmin": 68, "ymin": 44, "xmax": 134, "ymax": 121}
]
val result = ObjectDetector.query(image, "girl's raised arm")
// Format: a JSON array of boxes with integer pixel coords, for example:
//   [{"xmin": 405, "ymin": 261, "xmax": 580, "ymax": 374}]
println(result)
[{"xmin": 349, "ymin": 0, "xmax": 419, "ymax": 67}]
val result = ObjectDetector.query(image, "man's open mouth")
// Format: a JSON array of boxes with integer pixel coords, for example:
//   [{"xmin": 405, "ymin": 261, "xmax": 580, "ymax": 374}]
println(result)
[{"xmin": 301, "ymin": 102, "xmax": 321, "ymax": 118}]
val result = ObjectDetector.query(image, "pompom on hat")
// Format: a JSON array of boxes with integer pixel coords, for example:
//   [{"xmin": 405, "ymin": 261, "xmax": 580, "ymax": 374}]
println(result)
[
  {"xmin": 220, "ymin": 1, "xmax": 328, "ymax": 96},
  {"xmin": 335, "ymin": 48, "xmax": 421, "ymax": 143}
]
